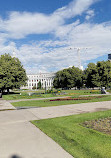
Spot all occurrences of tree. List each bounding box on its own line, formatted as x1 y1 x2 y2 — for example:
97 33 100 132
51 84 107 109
53 66 83 89
84 63 100 88
0 54 27 93
71 66 83 89
37 81 42 89
84 61 111 88
97 61 111 88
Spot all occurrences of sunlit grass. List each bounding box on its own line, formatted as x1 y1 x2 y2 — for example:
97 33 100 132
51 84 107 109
32 110 111 158
3 89 101 100
11 95 111 108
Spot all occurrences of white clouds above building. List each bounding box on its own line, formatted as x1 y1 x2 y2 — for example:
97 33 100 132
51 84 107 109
0 0 110 73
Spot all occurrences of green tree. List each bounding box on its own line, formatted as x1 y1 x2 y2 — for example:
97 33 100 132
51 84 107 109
53 66 83 89
0 54 27 93
84 63 100 88
37 81 42 89
84 61 111 88
71 66 83 89
97 61 111 88
53 69 74 89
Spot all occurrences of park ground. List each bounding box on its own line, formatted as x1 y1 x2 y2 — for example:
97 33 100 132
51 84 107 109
0 89 111 158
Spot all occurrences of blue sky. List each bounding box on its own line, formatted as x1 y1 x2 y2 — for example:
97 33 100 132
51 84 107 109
0 0 111 73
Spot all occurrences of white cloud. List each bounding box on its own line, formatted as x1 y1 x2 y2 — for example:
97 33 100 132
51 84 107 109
0 0 99 39
0 20 111 73
0 0 111 73
54 0 97 18
19 22 111 72
85 10 95 20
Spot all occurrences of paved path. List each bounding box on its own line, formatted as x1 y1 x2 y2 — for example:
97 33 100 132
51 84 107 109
0 100 111 158
0 99 16 111
1 121 73 158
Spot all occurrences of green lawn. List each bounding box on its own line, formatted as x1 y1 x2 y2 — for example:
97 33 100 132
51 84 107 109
3 92 56 100
3 89 100 100
32 110 111 158
12 95 111 108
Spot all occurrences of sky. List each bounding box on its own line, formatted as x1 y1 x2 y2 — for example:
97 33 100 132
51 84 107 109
0 0 111 73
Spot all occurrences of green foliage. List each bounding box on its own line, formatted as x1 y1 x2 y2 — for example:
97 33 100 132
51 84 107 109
37 81 41 89
84 63 100 88
84 61 111 88
97 61 111 88
0 53 27 91
46 89 53 93
53 66 83 89
54 61 111 89
90 90 100 94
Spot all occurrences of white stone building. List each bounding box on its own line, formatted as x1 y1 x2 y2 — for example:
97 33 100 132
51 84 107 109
21 73 56 90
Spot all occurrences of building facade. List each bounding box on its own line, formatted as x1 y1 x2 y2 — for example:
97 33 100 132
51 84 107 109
21 73 56 90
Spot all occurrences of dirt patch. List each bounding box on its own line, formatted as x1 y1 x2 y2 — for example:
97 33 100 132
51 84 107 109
82 117 111 135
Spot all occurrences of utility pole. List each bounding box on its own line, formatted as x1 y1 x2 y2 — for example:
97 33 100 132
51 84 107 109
68 47 89 70
12 50 16 58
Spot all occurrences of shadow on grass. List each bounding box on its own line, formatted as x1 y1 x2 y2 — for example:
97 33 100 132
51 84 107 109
3 92 20 95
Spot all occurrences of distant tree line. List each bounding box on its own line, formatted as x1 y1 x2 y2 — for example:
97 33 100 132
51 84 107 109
53 60 111 89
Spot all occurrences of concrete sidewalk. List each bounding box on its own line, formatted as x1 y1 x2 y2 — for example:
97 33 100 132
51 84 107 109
0 99 16 111
0 101 111 124
0 121 73 158
0 101 111 158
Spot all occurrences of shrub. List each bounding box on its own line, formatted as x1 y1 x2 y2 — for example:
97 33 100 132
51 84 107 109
90 90 100 94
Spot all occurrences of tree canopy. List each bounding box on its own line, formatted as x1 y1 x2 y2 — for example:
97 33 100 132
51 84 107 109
0 54 27 92
53 60 111 89
84 61 111 88
37 81 42 89
53 66 83 89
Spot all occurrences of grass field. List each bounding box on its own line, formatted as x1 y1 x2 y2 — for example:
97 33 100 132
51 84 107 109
3 89 100 100
11 95 111 108
32 110 111 158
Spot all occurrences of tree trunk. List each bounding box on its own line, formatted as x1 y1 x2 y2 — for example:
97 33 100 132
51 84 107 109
7 88 10 94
